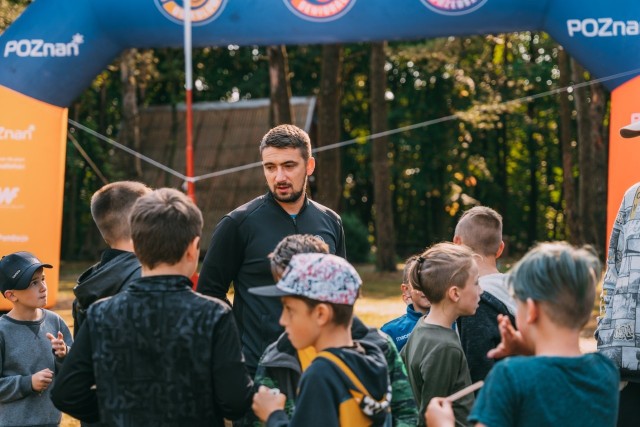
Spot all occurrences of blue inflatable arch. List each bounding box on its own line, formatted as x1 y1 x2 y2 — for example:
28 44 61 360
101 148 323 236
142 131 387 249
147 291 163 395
0 0 639 307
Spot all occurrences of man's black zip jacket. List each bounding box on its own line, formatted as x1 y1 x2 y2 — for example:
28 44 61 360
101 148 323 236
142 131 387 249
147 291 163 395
197 192 346 372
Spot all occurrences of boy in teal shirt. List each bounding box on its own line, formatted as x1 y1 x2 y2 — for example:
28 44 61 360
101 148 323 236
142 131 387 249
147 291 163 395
426 242 619 427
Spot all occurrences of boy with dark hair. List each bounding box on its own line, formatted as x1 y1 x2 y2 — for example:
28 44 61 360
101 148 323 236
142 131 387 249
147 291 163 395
426 242 620 427
453 206 516 382
251 253 392 427
52 188 253 426
0 251 72 427
72 181 151 336
401 243 480 427
253 234 417 427
381 256 430 351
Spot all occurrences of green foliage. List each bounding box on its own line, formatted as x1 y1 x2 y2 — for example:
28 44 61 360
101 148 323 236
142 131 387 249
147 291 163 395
341 213 372 263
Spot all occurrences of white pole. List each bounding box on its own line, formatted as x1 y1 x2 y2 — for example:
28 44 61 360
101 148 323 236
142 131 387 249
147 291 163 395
184 0 193 92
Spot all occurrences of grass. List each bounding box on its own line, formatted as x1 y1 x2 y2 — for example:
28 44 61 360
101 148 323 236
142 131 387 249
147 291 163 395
53 260 598 426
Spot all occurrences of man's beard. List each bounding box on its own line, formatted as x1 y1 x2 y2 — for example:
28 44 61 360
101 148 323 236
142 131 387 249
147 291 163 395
270 178 307 204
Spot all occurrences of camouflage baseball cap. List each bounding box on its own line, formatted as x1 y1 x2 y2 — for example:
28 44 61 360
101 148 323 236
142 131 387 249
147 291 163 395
249 253 362 305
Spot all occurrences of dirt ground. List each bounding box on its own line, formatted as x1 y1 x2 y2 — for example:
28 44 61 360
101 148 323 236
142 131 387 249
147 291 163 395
54 262 598 426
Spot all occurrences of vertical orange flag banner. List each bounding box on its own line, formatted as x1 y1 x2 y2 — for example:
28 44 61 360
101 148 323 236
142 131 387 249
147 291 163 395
608 75 640 248
0 85 67 311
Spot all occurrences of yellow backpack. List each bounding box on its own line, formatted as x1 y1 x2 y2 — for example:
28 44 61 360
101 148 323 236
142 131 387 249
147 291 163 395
316 351 391 427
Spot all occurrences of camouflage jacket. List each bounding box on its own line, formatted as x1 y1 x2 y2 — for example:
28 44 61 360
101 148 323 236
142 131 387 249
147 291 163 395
252 316 418 427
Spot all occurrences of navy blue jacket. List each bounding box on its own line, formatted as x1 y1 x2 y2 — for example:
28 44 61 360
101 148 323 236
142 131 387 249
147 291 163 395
381 304 424 351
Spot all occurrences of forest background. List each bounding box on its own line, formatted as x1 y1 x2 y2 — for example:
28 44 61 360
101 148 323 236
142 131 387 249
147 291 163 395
1 1 611 271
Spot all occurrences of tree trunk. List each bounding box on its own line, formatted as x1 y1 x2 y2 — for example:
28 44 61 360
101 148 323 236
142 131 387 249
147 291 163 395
370 42 396 272
571 59 596 246
589 82 609 256
120 48 142 177
268 46 293 126
558 48 579 244
525 102 538 246
315 44 343 212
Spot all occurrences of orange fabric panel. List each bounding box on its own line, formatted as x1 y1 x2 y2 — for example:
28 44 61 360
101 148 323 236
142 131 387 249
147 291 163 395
608 77 640 251
0 85 67 311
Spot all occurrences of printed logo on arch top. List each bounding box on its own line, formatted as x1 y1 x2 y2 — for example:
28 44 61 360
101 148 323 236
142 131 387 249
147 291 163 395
284 0 357 22
420 0 488 16
155 0 227 26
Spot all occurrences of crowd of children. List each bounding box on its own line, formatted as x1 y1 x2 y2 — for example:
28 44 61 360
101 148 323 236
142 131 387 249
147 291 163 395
0 127 630 426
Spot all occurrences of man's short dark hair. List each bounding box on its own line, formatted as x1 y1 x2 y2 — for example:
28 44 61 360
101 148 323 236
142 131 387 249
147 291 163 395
259 124 312 161
454 206 503 257
130 188 203 269
91 181 151 245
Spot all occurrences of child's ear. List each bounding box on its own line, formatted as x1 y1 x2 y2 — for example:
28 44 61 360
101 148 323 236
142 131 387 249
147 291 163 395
3 290 16 302
448 286 460 303
525 298 539 324
400 283 410 296
496 241 505 259
186 236 201 261
314 303 332 326
453 235 463 245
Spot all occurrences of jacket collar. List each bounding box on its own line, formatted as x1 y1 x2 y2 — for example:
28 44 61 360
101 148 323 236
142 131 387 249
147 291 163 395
406 304 425 321
128 275 193 292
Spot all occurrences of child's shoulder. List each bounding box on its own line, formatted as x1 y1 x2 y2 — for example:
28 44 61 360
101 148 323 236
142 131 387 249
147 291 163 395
492 353 619 381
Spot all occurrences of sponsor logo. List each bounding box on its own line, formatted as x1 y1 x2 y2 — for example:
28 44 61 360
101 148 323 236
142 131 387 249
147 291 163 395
4 34 83 58
567 18 640 37
0 157 25 171
284 0 356 22
155 0 227 25
420 0 488 16
0 187 19 206
0 125 35 141
0 234 29 243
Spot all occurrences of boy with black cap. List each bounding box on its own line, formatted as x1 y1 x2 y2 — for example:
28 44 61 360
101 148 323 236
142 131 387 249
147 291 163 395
251 253 392 427
0 251 72 427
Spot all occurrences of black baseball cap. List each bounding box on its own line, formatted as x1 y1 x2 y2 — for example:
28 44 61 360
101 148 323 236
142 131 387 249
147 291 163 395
0 251 52 293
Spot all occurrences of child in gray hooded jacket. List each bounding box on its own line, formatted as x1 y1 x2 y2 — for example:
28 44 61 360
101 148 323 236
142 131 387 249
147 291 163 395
0 251 72 427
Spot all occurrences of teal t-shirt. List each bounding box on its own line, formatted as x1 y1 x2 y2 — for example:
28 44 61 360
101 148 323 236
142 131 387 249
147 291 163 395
469 353 619 427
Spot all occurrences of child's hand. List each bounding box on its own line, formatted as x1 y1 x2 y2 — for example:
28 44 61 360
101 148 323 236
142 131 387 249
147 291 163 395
46 331 68 358
252 385 286 422
487 314 532 359
425 397 455 427
31 368 54 393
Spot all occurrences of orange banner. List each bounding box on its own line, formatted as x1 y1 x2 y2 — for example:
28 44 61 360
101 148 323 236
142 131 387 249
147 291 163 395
607 76 640 249
0 85 67 311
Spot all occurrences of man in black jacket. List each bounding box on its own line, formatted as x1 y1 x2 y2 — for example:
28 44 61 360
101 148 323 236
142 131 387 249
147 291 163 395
52 189 253 426
197 124 346 374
